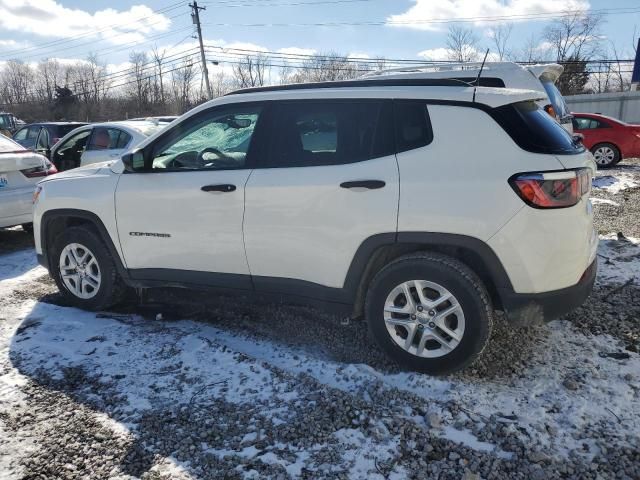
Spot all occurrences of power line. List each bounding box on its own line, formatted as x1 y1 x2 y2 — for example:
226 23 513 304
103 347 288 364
2 14 190 63
200 7 640 28
200 0 373 7
0 2 188 59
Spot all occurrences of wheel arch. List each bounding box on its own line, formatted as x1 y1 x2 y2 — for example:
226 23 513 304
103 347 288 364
40 209 129 281
346 232 513 318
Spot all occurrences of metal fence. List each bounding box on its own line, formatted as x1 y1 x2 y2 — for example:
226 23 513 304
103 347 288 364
564 91 640 123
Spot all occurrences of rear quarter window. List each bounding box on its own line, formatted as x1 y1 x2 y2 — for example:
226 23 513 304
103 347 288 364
492 101 584 155
394 100 433 153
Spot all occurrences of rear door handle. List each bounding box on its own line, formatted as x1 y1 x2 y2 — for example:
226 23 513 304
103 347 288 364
201 184 236 193
340 180 386 190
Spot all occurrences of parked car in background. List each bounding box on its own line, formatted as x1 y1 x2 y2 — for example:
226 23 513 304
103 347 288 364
12 122 88 158
363 62 574 132
51 120 168 171
0 112 23 137
130 116 178 123
0 134 56 232
572 113 640 167
573 113 640 168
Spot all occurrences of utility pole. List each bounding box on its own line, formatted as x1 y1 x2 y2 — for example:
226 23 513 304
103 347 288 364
190 1 212 99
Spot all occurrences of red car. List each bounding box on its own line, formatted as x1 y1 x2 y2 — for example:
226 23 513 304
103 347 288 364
572 113 640 167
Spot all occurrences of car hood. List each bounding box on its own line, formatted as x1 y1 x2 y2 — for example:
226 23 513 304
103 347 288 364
38 160 115 184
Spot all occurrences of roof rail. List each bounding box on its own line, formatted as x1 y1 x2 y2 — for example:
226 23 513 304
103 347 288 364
225 78 473 96
360 61 520 78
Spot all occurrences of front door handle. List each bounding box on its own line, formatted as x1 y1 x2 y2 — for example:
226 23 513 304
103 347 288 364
340 180 386 190
201 184 236 193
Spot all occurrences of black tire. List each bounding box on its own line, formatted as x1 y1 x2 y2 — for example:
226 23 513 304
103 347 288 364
591 143 620 168
21 223 33 234
50 225 126 311
365 252 493 375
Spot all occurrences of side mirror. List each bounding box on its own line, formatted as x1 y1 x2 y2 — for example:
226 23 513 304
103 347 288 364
122 148 146 172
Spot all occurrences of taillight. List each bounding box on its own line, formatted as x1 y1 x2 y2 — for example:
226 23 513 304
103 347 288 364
544 104 556 119
21 160 58 178
509 168 590 209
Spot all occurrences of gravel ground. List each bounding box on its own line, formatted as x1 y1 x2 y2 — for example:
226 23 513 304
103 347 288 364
0 161 639 479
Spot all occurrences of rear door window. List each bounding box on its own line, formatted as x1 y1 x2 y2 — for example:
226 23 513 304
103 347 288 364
264 101 394 168
87 128 130 150
493 101 584 155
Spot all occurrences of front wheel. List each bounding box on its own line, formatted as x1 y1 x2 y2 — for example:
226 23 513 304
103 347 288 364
365 253 493 375
591 143 620 168
50 226 126 310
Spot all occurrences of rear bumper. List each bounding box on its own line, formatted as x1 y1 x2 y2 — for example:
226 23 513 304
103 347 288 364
499 259 597 327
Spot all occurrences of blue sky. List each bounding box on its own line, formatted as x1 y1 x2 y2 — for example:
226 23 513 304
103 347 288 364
0 0 638 67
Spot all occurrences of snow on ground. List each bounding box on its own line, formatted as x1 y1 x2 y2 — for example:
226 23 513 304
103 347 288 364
592 168 640 194
0 234 639 478
590 197 619 207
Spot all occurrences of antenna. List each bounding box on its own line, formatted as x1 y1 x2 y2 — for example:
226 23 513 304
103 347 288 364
472 49 490 103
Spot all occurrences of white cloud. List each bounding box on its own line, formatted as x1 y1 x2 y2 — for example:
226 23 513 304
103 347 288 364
277 47 316 56
417 47 501 62
0 0 171 45
387 0 591 31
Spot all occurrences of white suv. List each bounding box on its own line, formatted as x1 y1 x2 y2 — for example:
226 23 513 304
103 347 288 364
33 79 598 374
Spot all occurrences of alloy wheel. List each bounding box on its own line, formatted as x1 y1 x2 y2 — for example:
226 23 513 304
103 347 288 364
59 243 101 299
383 280 465 358
593 146 616 166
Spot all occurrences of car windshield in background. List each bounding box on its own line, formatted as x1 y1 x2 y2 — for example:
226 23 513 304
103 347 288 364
541 80 570 119
495 101 585 155
0 115 11 129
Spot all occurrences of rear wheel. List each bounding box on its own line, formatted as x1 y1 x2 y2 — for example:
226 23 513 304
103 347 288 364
591 143 620 168
365 253 493 375
51 226 126 310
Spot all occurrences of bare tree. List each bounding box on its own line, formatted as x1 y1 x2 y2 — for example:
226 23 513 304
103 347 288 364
36 59 62 103
171 60 196 113
232 54 268 88
210 69 232 97
1 60 34 104
292 52 359 83
488 23 513 61
543 11 604 62
610 41 631 92
519 34 547 63
445 25 480 62
151 46 167 104
128 51 151 114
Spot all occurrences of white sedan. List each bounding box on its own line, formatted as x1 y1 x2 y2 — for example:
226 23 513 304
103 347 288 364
50 120 169 171
0 134 56 231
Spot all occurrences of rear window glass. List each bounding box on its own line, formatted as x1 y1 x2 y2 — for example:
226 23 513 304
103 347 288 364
541 80 569 119
394 101 433 153
493 101 584 155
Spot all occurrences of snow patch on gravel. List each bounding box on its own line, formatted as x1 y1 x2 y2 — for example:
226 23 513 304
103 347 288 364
590 197 620 206
597 234 640 284
592 172 639 193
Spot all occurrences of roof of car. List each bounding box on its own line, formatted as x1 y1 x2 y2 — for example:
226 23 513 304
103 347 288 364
21 122 87 127
220 80 545 109
79 120 168 136
574 112 627 124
